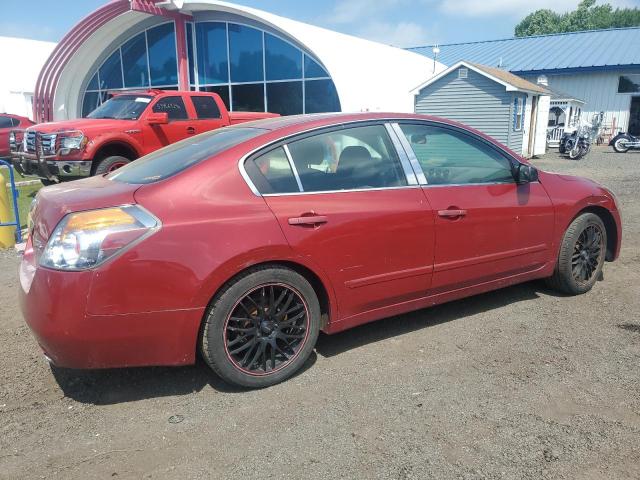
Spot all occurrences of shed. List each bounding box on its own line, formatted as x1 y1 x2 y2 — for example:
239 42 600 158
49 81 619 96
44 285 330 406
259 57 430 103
411 61 551 157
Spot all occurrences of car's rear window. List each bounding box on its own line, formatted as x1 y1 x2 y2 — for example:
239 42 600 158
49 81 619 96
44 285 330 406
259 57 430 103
109 127 265 184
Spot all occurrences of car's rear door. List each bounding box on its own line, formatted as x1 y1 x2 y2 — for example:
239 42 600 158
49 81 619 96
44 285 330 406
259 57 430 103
186 94 227 135
392 122 554 293
243 123 436 320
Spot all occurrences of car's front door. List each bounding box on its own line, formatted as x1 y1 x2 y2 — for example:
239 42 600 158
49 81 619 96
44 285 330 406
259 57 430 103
394 122 555 293
244 123 436 320
144 95 194 149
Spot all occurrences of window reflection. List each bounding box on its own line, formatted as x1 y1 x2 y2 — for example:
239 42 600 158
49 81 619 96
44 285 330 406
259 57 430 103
229 24 264 83
265 33 302 81
267 82 302 116
121 32 148 88
147 22 178 86
196 22 228 84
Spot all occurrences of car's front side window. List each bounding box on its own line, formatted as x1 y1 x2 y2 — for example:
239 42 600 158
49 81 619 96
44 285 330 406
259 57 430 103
152 96 189 121
286 124 408 192
398 124 515 185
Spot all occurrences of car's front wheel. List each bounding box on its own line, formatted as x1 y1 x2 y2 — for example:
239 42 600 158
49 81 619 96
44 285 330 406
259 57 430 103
546 213 607 295
201 266 320 388
94 155 131 176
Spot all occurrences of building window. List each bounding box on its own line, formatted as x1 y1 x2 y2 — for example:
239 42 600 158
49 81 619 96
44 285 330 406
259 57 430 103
513 97 524 131
305 79 340 113
229 24 264 83
121 32 149 88
618 74 640 94
82 20 341 118
195 22 228 85
191 21 340 116
458 68 468 79
147 22 178 86
267 81 303 116
81 22 179 117
265 33 302 81
232 83 264 112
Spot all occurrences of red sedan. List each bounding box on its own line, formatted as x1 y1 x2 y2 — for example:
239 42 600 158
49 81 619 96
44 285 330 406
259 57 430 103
0 113 34 158
19 113 622 388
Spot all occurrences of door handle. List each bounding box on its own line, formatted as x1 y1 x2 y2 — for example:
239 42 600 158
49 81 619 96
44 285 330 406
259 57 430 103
288 215 328 226
438 209 467 219
186 126 196 134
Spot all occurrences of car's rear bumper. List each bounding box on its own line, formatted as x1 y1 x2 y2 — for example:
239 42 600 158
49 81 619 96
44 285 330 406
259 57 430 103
19 256 204 369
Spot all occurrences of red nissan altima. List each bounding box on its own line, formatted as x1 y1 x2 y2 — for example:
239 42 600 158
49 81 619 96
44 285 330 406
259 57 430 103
19 113 621 388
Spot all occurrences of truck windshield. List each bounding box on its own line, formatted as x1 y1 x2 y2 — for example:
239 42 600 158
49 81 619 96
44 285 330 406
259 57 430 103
109 127 266 184
86 95 152 120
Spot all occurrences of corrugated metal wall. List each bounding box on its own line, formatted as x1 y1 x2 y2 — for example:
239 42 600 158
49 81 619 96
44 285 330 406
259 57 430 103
415 68 525 153
523 70 638 133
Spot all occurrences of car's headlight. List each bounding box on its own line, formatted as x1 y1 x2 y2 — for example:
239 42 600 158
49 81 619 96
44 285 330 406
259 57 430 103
59 131 87 152
40 205 160 271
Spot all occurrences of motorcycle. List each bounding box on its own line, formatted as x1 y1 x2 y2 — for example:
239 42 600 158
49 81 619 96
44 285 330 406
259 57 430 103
610 132 640 153
558 112 604 160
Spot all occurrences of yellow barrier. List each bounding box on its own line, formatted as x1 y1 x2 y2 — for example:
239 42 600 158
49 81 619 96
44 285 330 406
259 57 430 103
0 170 16 249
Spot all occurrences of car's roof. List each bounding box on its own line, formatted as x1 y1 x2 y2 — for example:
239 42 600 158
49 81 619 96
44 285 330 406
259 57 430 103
233 112 440 132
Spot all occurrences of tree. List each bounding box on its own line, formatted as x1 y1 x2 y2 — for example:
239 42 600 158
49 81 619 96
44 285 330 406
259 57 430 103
515 0 640 37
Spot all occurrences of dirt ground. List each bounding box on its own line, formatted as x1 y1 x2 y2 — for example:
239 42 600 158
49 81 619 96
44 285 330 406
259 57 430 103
1 147 638 480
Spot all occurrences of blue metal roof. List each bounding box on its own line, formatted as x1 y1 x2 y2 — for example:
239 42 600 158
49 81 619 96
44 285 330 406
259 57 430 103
407 27 640 74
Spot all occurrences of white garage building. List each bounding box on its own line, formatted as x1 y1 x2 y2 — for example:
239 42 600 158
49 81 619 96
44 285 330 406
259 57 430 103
0 36 56 119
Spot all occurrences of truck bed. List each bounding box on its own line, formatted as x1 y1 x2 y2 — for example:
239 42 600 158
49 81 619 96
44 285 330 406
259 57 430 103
228 111 280 125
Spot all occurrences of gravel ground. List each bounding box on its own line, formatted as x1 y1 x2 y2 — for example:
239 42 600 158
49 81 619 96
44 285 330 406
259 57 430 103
1 147 638 480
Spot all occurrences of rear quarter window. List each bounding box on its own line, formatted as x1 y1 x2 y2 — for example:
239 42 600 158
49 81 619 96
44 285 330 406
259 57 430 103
109 127 265 184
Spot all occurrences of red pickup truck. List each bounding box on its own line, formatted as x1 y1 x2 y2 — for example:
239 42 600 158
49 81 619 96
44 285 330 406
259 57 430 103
10 90 277 184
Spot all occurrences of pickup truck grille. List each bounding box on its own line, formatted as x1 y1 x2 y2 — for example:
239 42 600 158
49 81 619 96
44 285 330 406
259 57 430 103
25 131 57 155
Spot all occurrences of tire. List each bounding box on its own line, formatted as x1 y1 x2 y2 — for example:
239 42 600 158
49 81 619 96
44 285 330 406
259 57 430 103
613 138 630 153
201 266 321 388
93 155 130 176
546 213 607 295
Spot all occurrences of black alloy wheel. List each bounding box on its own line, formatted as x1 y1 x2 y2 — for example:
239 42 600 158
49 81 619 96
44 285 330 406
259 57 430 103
571 224 604 285
224 284 309 375
546 212 607 295
200 266 321 388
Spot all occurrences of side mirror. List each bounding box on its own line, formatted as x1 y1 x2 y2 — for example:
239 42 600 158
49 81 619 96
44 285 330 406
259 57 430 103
146 112 169 125
515 163 539 184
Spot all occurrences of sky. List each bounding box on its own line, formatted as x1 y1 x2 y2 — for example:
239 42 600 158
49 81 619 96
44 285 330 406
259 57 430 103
0 0 639 48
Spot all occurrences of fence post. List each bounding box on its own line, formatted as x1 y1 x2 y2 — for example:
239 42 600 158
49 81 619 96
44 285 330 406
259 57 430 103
0 160 22 248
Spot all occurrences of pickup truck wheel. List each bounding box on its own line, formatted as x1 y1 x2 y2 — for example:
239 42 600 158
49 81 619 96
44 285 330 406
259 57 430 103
94 156 130 176
546 213 606 295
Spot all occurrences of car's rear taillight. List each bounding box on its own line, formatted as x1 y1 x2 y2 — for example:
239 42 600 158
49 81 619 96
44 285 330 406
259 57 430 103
39 205 160 271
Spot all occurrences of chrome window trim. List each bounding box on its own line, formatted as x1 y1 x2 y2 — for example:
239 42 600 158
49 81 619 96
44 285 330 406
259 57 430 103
283 144 304 192
238 118 423 197
262 185 422 197
384 123 418 186
389 123 428 185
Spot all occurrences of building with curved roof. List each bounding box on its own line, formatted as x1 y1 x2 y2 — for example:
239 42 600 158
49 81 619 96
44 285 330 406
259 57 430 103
34 0 444 123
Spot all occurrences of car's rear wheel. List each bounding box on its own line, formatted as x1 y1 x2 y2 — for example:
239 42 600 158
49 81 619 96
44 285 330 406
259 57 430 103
201 266 320 388
94 156 130 176
546 213 606 295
